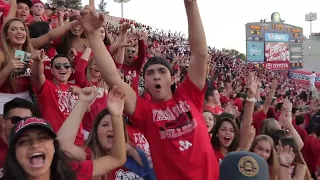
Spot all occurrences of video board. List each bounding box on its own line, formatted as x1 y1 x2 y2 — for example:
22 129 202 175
245 22 303 70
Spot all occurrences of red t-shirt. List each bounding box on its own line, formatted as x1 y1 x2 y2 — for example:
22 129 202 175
127 125 150 153
74 57 108 131
214 148 224 166
0 138 8 180
0 71 31 93
312 139 320 167
302 136 317 173
115 40 146 94
128 76 219 180
252 110 267 135
71 160 93 180
204 105 223 115
294 125 307 141
35 80 84 146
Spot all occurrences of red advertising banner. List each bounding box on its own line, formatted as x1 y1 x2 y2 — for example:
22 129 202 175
290 70 320 88
265 42 290 61
264 61 290 71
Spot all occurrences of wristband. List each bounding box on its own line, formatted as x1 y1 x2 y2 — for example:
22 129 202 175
246 97 257 103
280 164 290 168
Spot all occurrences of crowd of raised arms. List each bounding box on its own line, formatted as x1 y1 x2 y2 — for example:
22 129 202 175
0 0 319 180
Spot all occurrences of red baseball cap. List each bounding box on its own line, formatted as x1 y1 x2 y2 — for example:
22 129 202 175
32 0 44 6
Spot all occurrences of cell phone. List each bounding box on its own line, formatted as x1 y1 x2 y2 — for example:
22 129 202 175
14 50 26 62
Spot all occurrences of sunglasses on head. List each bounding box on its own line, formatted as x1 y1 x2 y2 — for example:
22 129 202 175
54 63 71 70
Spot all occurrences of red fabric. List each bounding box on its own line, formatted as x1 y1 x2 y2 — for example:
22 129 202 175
252 110 267 135
0 73 30 93
294 125 307 141
71 160 93 180
302 136 317 173
127 125 149 153
128 75 219 180
214 148 224 166
312 139 320 167
0 138 8 180
74 57 107 131
35 80 84 146
115 40 146 94
0 1 10 29
233 98 243 112
204 105 223 115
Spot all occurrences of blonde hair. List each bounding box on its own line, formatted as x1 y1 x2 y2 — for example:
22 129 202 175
250 135 279 180
0 18 33 92
85 57 107 90
261 118 278 137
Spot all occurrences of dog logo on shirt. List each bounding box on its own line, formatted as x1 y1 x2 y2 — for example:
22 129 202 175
115 169 143 180
0 168 3 178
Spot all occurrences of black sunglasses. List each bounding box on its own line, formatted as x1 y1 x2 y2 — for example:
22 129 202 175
8 116 31 124
54 63 71 70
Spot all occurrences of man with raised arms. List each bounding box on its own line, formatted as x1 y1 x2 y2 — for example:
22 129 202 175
76 0 219 179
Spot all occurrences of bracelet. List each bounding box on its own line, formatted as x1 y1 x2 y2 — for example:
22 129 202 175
280 164 290 168
246 97 257 103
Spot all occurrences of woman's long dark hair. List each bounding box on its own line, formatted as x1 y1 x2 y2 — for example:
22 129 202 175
86 108 127 160
211 118 239 152
3 139 78 180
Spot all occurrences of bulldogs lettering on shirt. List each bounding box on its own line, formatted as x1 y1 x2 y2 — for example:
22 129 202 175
152 101 197 140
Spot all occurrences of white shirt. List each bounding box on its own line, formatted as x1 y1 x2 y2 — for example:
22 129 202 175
309 73 316 84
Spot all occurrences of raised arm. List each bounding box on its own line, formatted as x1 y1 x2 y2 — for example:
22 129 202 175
185 0 208 90
262 79 277 114
239 74 257 150
56 87 92 161
30 50 46 92
92 86 126 177
31 21 77 49
76 6 137 115
3 0 17 25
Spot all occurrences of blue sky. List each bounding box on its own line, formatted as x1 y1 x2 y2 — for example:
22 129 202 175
47 0 320 54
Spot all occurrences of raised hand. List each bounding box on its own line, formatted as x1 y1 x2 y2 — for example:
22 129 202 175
270 79 278 90
68 48 77 60
248 74 258 96
282 97 293 112
31 49 46 63
120 37 136 47
120 23 131 35
108 85 126 116
278 145 295 166
76 5 104 34
71 86 97 105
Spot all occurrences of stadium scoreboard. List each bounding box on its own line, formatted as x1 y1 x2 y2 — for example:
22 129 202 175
245 21 304 70
246 23 303 43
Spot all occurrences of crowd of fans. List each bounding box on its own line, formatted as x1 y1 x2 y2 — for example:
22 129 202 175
0 0 319 180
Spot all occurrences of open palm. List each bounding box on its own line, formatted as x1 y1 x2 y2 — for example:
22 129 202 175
108 86 126 116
